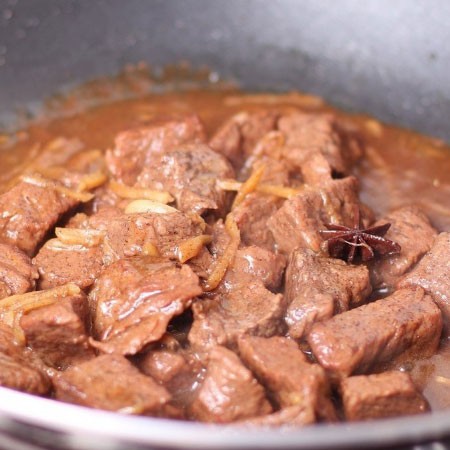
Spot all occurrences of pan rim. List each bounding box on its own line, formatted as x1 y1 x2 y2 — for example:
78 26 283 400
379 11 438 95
0 386 448 449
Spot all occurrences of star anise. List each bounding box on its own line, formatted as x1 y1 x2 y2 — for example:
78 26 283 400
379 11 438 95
319 207 401 263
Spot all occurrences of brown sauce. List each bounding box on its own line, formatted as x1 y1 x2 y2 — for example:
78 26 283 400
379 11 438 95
0 85 449 411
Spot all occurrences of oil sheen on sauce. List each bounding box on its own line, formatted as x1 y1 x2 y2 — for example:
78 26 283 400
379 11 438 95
0 87 449 410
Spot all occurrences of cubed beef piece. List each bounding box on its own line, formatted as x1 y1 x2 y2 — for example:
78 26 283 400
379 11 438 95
188 221 285 292
137 348 204 409
285 248 371 338
0 324 50 394
88 207 204 260
268 176 363 254
90 257 202 355
0 179 78 255
308 287 442 379
233 193 280 251
341 371 429 421
0 243 37 298
227 246 286 292
34 239 104 290
106 115 206 185
251 156 292 186
0 353 51 395
370 206 438 289
136 143 234 215
20 292 94 369
238 336 336 422
54 354 170 413
35 207 205 290
190 346 272 422
277 112 361 182
139 349 187 385
399 232 450 331
209 111 279 169
189 280 286 350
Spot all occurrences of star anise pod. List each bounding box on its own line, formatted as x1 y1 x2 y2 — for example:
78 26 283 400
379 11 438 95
319 207 401 263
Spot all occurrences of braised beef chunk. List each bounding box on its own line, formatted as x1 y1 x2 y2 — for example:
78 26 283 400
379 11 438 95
0 324 50 394
232 194 279 249
54 354 170 412
341 371 429 421
277 112 362 182
268 176 363 254
136 143 234 215
90 257 202 355
20 293 94 369
88 207 204 260
0 243 37 298
106 115 206 185
34 239 104 290
232 194 280 251
189 280 285 349
190 346 272 422
138 346 203 410
285 248 371 338
370 206 437 289
209 111 279 169
399 232 450 330
209 110 362 180
308 288 442 379
35 207 204 290
0 179 78 255
238 336 336 422
228 246 286 292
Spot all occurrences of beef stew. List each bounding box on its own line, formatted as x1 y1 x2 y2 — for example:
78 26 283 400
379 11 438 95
0 87 448 425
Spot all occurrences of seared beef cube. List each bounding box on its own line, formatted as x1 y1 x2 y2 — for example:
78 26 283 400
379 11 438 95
35 207 204 290
0 179 78 255
0 324 50 394
370 206 437 289
138 348 203 409
136 143 234 215
209 111 279 168
0 354 51 394
233 193 280 251
34 239 104 290
285 248 371 338
308 288 442 379
88 207 204 260
139 350 187 385
190 346 272 422
268 177 363 254
278 112 361 181
238 336 336 422
0 243 37 298
20 292 94 369
227 246 286 292
240 405 315 427
189 280 285 349
287 288 335 341
341 371 429 421
106 115 206 185
54 354 170 413
90 257 202 355
399 232 450 330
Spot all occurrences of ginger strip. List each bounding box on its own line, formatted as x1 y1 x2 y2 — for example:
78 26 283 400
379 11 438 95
110 180 174 204
203 214 240 292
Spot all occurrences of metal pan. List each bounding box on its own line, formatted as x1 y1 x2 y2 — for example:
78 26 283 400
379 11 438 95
0 1 449 449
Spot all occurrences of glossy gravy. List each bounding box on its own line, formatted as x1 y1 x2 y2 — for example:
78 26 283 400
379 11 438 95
0 87 449 410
